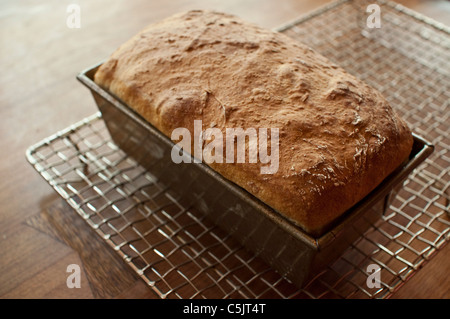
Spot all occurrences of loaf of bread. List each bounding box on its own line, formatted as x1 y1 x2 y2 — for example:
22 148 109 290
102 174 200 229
94 10 413 236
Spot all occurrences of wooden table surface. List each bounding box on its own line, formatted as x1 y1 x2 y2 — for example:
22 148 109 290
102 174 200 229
1 0 449 299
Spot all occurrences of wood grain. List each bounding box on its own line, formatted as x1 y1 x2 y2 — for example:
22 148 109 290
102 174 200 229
0 0 449 299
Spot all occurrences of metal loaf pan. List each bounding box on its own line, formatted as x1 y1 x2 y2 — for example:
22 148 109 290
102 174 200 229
77 63 434 288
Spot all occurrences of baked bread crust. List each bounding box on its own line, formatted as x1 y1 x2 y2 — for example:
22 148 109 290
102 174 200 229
94 10 413 236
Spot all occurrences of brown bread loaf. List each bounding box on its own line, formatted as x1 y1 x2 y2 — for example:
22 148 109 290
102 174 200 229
94 10 413 236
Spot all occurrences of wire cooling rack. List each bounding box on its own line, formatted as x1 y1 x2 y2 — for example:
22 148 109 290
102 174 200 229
27 0 449 299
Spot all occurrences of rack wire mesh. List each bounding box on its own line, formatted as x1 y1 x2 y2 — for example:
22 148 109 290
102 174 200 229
27 0 449 299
